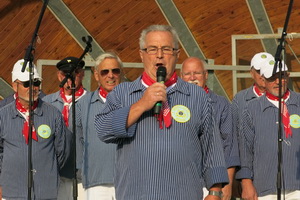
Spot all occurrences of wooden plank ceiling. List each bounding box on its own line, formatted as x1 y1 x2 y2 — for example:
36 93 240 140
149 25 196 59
0 0 300 99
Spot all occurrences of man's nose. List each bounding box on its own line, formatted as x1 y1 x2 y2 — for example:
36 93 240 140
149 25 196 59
156 48 164 58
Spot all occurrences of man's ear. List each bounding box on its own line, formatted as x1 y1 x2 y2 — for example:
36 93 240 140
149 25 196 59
94 70 100 82
12 82 18 92
176 49 180 59
139 50 144 62
250 69 255 79
57 71 64 82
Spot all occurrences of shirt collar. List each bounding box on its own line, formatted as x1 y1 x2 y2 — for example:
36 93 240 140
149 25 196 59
12 99 43 119
130 76 191 96
245 86 261 101
260 90 299 111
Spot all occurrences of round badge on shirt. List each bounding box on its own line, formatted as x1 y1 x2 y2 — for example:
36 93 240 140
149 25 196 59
38 124 52 139
171 105 191 123
290 114 300 128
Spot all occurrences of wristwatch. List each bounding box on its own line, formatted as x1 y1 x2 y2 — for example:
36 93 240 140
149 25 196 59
208 190 223 198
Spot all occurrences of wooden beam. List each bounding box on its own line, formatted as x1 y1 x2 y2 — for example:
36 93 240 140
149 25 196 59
246 0 278 55
156 0 228 99
46 0 104 60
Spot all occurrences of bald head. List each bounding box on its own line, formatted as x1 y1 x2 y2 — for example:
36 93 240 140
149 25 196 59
181 57 208 88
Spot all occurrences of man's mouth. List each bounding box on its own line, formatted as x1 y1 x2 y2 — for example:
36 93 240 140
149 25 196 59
107 80 116 85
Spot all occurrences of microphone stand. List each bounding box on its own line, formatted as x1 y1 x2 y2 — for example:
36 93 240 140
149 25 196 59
20 0 49 199
59 36 92 200
272 1 293 199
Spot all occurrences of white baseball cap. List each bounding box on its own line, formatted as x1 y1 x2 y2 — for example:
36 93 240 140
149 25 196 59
260 60 288 79
250 52 274 70
12 59 41 82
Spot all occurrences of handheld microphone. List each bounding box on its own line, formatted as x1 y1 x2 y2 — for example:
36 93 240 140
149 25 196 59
153 65 166 114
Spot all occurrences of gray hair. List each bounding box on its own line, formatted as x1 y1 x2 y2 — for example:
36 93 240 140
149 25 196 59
139 25 180 49
94 52 126 82
181 57 208 72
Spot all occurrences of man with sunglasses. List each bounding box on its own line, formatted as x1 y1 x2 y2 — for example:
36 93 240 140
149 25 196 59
0 59 72 199
76 52 123 200
94 25 228 200
0 60 46 109
43 57 88 200
236 57 300 199
231 52 274 198
181 57 240 200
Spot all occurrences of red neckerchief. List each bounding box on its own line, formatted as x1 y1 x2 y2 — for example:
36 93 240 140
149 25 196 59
60 85 84 127
99 86 108 99
203 85 209 94
15 94 39 144
253 84 264 97
266 90 292 138
142 71 177 129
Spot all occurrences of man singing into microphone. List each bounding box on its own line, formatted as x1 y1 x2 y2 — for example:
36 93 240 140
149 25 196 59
95 25 228 200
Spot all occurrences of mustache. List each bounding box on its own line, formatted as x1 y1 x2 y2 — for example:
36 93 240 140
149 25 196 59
188 80 200 85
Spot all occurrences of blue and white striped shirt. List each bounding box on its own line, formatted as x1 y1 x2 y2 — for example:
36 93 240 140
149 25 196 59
76 90 116 189
95 77 228 200
232 86 258 140
236 91 300 196
43 90 88 178
208 90 240 168
0 100 72 199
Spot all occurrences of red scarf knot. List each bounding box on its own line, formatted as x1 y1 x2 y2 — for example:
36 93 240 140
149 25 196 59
60 85 84 127
266 90 292 138
142 71 177 129
15 94 39 144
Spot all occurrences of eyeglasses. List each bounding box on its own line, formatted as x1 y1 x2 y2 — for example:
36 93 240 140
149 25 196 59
16 79 41 88
141 46 178 55
182 71 206 76
100 68 121 76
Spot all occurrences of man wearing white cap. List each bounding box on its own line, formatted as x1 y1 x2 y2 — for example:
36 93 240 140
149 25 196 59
0 59 72 199
231 52 273 197
0 61 45 108
236 58 300 199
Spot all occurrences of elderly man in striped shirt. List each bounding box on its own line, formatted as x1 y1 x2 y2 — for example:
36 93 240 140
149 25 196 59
181 57 240 200
95 24 228 200
76 52 124 200
43 57 88 200
0 59 72 199
236 56 300 199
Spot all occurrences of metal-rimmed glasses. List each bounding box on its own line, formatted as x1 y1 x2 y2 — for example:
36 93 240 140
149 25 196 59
141 46 178 55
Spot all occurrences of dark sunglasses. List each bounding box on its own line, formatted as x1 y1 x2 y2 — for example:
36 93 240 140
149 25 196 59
16 79 41 88
100 68 121 76
265 73 289 82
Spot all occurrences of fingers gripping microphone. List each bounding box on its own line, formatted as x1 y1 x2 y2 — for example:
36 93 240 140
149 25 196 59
153 65 166 114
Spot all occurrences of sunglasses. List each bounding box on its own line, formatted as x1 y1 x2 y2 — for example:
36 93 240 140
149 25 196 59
100 68 121 76
265 73 289 82
16 79 41 88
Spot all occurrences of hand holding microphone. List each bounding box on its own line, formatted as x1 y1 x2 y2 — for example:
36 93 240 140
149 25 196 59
153 65 166 114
